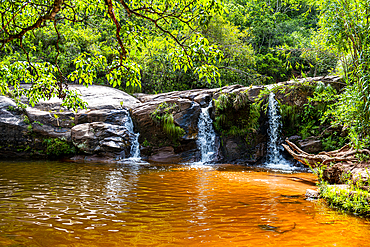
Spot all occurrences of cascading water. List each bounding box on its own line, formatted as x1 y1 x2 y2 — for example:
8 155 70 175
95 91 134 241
197 101 217 163
265 92 293 170
124 113 141 160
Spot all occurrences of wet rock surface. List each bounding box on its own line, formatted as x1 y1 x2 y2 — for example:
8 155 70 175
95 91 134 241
0 85 140 159
0 76 342 162
71 122 133 157
305 189 319 200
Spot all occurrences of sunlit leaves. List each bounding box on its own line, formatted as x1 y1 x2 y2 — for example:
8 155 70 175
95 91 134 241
107 60 142 89
0 60 87 110
68 52 107 87
1 0 225 110
312 0 370 148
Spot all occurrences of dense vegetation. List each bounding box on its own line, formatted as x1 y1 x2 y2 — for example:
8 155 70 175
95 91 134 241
1 0 370 148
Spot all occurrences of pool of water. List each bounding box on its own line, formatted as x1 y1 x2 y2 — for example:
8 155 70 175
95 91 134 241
0 160 369 246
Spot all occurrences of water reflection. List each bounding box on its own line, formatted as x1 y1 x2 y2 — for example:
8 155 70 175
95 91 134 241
0 160 369 246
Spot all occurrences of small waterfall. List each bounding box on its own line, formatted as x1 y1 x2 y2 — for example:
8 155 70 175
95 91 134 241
265 92 292 170
197 101 217 163
124 113 141 160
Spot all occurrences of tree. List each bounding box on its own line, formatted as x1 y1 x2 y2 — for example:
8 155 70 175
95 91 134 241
313 0 370 148
0 0 223 110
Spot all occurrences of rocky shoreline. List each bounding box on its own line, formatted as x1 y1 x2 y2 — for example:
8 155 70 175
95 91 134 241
3 75 370 215
0 76 343 164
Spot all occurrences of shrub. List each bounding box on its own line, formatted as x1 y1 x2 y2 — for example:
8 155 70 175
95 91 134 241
43 137 76 157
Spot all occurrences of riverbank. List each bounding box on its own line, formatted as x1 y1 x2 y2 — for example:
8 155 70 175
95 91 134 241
315 162 370 217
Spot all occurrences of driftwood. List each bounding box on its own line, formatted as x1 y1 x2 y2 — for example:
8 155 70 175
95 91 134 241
282 139 370 167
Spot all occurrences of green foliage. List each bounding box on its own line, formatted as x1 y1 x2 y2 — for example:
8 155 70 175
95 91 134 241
0 0 224 109
150 102 185 142
214 90 260 140
260 81 347 151
256 52 289 83
320 183 370 216
27 124 33 133
43 137 76 157
321 134 347 151
311 164 370 216
142 139 150 147
279 104 301 136
313 0 370 149
7 105 15 112
23 115 30 125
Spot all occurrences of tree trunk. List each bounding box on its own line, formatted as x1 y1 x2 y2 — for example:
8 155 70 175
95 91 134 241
282 139 370 167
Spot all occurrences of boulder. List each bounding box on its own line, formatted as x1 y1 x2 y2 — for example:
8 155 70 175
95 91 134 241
1 86 140 159
131 98 201 144
0 97 34 157
75 109 130 125
297 137 322 153
71 122 133 157
21 84 141 111
305 189 319 200
134 88 217 105
147 146 182 163
26 108 75 128
31 123 71 140
288 135 302 142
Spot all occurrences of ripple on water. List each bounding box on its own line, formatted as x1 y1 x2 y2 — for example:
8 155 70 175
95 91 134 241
0 160 369 247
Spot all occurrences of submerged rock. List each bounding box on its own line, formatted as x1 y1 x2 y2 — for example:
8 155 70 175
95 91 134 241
305 189 319 200
146 146 182 163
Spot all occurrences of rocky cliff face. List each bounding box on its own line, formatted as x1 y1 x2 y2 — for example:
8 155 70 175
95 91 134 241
0 76 342 163
0 85 141 161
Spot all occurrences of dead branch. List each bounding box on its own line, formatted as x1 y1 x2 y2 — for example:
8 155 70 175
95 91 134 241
283 138 370 167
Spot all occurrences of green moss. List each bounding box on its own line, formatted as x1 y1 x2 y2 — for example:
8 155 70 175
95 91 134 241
23 115 30 124
150 102 185 142
257 81 345 150
142 138 150 147
214 90 260 142
43 137 76 157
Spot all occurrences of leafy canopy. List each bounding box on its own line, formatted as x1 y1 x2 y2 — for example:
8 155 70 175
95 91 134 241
0 0 223 110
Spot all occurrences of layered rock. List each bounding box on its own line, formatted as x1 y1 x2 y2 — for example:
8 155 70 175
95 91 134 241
0 85 140 160
0 76 342 163
71 121 133 157
130 97 202 162
0 96 34 158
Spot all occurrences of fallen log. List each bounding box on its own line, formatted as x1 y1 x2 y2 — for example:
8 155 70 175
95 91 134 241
282 139 370 167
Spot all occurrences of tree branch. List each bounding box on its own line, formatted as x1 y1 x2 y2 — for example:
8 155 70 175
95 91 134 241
0 0 64 46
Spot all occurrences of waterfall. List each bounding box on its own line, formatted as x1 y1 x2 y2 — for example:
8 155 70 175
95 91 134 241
197 101 217 163
265 92 292 170
124 113 141 160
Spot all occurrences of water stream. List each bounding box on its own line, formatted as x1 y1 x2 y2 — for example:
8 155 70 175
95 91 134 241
197 101 217 163
266 92 293 170
123 113 141 161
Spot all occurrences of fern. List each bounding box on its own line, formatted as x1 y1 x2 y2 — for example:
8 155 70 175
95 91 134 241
151 102 185 142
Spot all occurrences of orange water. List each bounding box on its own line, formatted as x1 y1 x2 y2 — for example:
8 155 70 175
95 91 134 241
0 161 369 247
